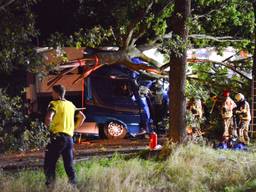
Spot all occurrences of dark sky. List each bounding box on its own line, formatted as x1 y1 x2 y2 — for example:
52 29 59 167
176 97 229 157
32 0 80 44
33 0 119 45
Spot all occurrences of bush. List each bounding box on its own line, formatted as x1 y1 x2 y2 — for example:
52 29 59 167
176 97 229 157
22 119 49 151
0 89 49 153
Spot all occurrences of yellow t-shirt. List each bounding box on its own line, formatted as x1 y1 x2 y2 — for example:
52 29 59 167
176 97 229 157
48 100 76 137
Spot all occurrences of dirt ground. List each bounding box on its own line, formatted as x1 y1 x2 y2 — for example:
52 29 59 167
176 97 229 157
0 137 166 171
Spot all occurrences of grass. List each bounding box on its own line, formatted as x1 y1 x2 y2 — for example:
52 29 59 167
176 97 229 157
1 144 256 192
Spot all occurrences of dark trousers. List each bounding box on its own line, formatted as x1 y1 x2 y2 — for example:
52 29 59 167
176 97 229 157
153 104 163 127
44 134 76 186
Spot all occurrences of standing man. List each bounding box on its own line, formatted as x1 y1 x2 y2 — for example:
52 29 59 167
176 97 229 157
44 84 85 187
221 90 237 138
138 85 152 133
187 97 203 129
151 80 168 129
234 93 251 145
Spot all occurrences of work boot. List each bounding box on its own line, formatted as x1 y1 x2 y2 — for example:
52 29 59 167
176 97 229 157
45 181 55 191
69 179 78 190
45 175 56 191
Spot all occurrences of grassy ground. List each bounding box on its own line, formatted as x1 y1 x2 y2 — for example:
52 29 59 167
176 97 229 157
1 144 256 192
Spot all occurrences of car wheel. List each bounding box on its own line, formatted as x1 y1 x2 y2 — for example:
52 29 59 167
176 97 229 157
104 121 127 139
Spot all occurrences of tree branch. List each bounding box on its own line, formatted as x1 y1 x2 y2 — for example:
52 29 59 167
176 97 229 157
130 28 146 47
188 59 252 80
0 0 16 11
124 1 154 48
187 76 244 86
109 27 117 42
188 34 246 42
191 3 227 19
127 0 175 47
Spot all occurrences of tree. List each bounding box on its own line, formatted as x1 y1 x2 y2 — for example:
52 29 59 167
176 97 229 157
0 0 41 95
0 0 16 10
42 0 175 83
252 0 256 76
35 0 256 142
168 0 191 142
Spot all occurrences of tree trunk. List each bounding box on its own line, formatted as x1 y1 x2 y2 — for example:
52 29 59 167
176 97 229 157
252 0 256 135
253 1 256 76
168 0 191 142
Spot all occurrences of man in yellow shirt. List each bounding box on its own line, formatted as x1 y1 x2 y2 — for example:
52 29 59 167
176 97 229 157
44 84 85 188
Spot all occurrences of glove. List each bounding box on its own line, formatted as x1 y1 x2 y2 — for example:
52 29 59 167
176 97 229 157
235 110 242 114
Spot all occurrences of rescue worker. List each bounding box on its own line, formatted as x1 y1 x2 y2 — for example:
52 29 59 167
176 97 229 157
44 84 85 188
221 90 237 138
234 93 251 145
187 98 203 119
138 85 152 133
151 80 168 128
186 97 204 136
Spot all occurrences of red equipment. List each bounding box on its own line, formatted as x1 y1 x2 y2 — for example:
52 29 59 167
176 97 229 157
149 132 158 150
223 90 230 97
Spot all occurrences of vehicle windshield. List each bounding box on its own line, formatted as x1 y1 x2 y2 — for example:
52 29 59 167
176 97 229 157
91 76 138 108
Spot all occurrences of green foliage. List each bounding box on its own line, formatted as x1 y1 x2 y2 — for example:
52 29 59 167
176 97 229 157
188 62 251 98
0 0 42 74
188 1 254 96
22 119 49 151
0 0 45 96
48 27 116 48
0 89 48 152
186 80 209 100
191 0 254 50
0 89 28 152
44 0 175 48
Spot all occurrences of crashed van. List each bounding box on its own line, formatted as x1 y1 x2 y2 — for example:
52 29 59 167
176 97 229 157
26 47 162 139
77 64 153 139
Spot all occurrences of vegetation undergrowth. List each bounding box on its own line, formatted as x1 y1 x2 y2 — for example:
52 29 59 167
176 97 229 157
1 144 256 192
0 89 49 153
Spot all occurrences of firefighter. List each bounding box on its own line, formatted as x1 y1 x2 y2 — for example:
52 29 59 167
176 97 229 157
44 84 85 188
186 97 204 136
221 90 237 138
234 93 251 145
187 98 203 119
138 85 152 133
151 80 168 128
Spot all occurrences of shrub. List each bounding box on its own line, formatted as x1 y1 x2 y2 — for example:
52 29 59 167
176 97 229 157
0 89 48 152
22 119 49 151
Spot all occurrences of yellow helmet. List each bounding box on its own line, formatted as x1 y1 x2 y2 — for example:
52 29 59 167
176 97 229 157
235 93 244 102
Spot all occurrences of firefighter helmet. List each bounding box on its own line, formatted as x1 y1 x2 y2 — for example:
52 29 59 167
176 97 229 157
235 93 244 102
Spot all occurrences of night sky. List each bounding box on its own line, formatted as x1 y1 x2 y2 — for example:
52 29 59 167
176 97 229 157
33 0 121 45
32 0 80 44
